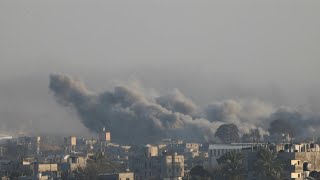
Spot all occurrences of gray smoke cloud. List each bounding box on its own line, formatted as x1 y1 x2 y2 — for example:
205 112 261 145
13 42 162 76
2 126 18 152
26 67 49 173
49 73 220 143
267 107 320 137
205 100 320 138
205 99 274 134
49 74 320 143
156 88 198 117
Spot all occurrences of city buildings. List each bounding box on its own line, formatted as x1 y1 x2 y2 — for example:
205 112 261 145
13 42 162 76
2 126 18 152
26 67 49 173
98 172 134 180
131 144 184 180
208 144 251 167
2 129 320 180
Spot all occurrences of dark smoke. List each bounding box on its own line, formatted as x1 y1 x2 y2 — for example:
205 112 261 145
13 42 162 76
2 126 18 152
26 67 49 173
268 107 320 137
49 74 320 143
156 88 198 117
49 74 219 143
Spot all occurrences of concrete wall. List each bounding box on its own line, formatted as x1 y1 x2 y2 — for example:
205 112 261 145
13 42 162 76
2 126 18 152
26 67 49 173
37 164 58 172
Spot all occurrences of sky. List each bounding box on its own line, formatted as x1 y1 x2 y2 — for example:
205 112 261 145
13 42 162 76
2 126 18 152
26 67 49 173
0 0 320 136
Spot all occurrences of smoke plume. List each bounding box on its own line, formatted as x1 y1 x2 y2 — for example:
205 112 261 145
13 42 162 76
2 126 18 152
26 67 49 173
49 74 220 143
49 74 320 143
156 88 198 117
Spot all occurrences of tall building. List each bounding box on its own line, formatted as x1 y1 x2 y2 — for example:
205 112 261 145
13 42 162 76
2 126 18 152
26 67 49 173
17 136 41 156
99 127 111 143
64 136 77 152
160 152 184 180
99 132 111 143
131 145 184 180
99 128 111 153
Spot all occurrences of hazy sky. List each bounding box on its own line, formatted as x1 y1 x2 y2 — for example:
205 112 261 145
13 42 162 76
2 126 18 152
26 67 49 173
0 0 320 135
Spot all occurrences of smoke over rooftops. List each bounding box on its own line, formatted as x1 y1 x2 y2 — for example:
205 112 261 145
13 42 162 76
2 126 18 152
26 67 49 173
49 73 320 143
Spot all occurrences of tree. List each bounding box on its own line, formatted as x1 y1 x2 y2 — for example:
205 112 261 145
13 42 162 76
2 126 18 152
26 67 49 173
71 152 126 180
217 151 245 180
187 165 211 180
254 147 283 180
242 129 261 143
215 124 240 144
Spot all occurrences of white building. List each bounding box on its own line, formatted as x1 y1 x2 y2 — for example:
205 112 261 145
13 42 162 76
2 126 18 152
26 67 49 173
208 144 251 167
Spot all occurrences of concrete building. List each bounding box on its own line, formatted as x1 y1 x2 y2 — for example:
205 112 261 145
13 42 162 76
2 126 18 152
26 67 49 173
160 152 184 180
208 144 251 167
98 172 134 180
100 127 111 143
144 144 158 157
184 143 200 158
64 136 77 152
99 128 111 153
131 145 184 180
17 136 41 155
100 132 111 142
277 143 320 180
33 163 59 180
185 143 200 151
63 154 87 171
240 143 320 180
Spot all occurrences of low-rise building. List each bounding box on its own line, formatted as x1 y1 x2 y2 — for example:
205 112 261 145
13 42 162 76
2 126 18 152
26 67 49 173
208 144 251 167
278 143 320 180
62 154 87 171
131 145 184 180
98 172 134 180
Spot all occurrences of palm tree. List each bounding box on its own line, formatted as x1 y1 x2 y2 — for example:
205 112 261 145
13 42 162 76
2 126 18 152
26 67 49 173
217 151 245 180
254 147 283 180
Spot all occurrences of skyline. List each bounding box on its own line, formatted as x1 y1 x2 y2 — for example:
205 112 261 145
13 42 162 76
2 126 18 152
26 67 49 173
0 0 320 136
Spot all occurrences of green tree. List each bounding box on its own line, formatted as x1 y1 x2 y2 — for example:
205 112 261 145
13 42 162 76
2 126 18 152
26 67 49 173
254 147 283 180
217 151 245 180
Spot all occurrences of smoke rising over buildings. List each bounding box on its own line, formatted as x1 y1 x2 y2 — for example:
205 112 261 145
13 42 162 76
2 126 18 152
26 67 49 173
0 1 320 140
49 74 320 143
49 74 219 143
